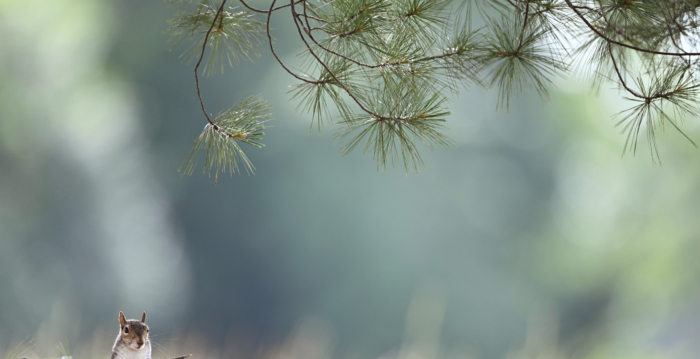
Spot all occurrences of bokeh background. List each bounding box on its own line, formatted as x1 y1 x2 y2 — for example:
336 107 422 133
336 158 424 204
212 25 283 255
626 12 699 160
2 1 700 359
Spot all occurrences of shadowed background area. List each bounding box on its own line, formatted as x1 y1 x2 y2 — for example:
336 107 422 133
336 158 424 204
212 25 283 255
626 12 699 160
2 1 700 359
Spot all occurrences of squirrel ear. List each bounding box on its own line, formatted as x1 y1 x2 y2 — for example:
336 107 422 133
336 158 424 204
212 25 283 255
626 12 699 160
119 312 127 328
141 312 146 323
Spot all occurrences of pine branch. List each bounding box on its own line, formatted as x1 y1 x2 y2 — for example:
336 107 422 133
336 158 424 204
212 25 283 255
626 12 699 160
179 95 272 183
564 0 700 56
166 0 700 178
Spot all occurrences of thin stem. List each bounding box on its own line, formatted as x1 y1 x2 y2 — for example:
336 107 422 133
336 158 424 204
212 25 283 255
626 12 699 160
238 0 302 13
572 5 604 16
266 0 320 84
193 0 253 138
296 6 466 70
564 0 700 57
296 9 377 68
608 42 687 101
299 12 329 23
514 0 531 55
302 0 314 37
505 0 520 10
195 0 228 127
651 0 691 67
290 0 399 121
608 42 644 98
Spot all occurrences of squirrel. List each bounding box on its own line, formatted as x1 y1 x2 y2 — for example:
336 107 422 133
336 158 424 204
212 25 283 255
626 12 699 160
111 312 151 359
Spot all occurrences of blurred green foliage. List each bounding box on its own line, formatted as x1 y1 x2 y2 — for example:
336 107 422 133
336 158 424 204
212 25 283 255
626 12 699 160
1 1 700 359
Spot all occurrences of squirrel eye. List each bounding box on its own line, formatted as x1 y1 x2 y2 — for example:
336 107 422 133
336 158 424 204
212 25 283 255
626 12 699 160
124 327 130 334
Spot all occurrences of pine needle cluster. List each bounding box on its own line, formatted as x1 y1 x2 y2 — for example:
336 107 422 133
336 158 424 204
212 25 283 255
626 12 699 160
167 0 700 179
178 95 272 183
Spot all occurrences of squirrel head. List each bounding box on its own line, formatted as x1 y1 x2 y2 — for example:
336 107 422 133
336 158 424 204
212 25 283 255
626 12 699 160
118 312 150 350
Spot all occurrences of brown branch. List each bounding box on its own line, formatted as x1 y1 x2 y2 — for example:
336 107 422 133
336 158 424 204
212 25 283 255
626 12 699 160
657 0 686 52
652 0 691 67
607 42 644 98
320 4 377 24
303 23 466 67
302 0 314 37
564 0 700 56
307 26 331 33
192 1 259 138
192 0 249 139
238 0 302 13
290 0 399 121
608 42 686 102
514 0 531 55
299 13 329 23
295 5 466 70
506 0 520 10
194 0 227 127
572 4 604 16
266 0 320 84
295 8 377 68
